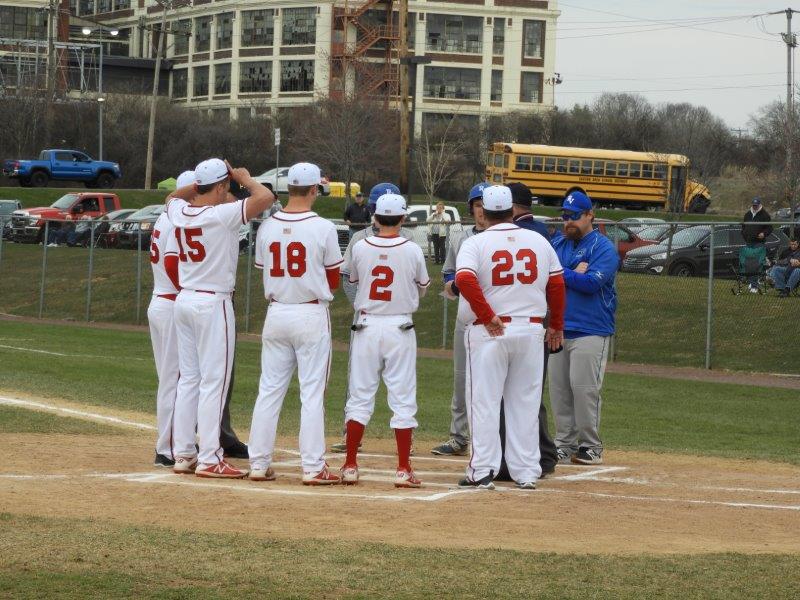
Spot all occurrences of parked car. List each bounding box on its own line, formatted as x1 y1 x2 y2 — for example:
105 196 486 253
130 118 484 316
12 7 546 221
253 167 330 196
116 205 165 249
774 206 800 239
548 218 656 262
622 225 789 277
1 199 22 239
636 223 690 243
92 208 137 247
619 217 666 233
2 149 122 188
9 192 121 243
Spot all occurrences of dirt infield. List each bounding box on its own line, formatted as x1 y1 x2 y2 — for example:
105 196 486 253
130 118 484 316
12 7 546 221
1 393 798 556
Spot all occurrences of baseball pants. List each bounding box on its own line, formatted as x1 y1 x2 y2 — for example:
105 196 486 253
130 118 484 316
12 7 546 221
548 335 610 453
172 290 236 466
465 321 545 483
346 313 418 429
449 319 470 446
147 295 179 459
248 303 331 474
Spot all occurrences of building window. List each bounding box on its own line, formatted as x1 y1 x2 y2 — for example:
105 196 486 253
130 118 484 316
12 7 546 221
491 70 502 102
97 0 111 14
193 65 209 98
493 18 504 55
237 107 252 120
521 72 541 103
216 12 233 50
172 19 191 55
114 0 130 10
195 16 212 52
523 20 544 59
214 63 231 94
172 69 187 98
242 9 274 47
79 0 94 16
408 12 416 47
0 6 47 39
426 14 482 54
280 60 314 92
69 0 77 15
107 28 130 57
282 7 316 46
240 61 272 93
423 66 480 100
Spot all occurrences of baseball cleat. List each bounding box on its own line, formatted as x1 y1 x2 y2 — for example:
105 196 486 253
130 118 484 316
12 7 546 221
556 448 573 465
173 455 198 474
515 481 537 490
431 438 468 456
571 447 603 465
223 440 249 460
195 460 248 479
340 465 359 485
394 469 422 488
249 467 276 481
302 465 341 486
457 475 495 490
154 453 175 468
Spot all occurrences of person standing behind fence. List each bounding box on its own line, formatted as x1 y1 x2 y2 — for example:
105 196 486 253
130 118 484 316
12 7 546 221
428 202 451 264
549 191 617 466
343 191 371 241
741 197 773 293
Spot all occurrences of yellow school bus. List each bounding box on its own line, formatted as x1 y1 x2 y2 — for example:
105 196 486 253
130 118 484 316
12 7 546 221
485 143 711 212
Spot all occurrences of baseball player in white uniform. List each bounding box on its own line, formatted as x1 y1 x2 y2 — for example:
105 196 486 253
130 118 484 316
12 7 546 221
339 193 430 488
148 170 193 467
454 186 565 490
248 163 344 485
169 159 274 478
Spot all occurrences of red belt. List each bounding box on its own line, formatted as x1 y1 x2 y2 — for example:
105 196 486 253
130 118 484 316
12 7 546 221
473 316 544 326
274 299 319 305
157 293 178 301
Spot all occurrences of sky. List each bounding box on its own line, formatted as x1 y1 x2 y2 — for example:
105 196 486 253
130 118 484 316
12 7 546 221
554 1 792 129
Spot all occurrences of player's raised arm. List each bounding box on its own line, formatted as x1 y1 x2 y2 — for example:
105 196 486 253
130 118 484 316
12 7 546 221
226 161 275 220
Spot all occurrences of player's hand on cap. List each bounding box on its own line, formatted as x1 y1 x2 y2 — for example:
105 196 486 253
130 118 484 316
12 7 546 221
484 315 505 337
545 327 564 352
225 160 251 183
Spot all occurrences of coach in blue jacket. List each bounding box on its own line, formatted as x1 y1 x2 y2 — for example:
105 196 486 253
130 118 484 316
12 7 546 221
549 191 617 466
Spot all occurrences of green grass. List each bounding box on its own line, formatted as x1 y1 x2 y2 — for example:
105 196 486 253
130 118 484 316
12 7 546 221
0 405 122 435
1 321 798 464
1 513 798 599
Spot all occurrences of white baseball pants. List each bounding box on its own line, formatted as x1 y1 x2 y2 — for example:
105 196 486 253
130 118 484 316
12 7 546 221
248 303 331 474
172 290 236 466
465 320 545 483
147 295 179 458
345 313 418 430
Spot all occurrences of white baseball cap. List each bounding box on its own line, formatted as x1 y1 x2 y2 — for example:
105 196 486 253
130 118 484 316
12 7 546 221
176 170 195 188
287 162 321 187
375 193 407 216
482 185 513 211
194 158 229 186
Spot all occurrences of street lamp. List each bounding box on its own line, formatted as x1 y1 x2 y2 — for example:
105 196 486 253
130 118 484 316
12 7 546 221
97 96 106 161
81 26 109 160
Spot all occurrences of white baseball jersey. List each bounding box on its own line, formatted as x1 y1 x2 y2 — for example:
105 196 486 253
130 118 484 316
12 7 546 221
166 197 248 293
150 212 179 295
455 224 562 323
349 236 430 315
254 211 343 303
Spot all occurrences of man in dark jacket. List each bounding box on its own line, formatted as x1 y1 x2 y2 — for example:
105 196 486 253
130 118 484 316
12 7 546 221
740 197 773 292
343 192 370 240
768 238 800 297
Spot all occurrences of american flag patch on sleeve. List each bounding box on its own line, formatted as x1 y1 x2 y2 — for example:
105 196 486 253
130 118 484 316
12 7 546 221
283 228 292 235
380 254 388 260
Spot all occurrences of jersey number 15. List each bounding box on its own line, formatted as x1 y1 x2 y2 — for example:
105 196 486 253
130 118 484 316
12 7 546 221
175 228 206 263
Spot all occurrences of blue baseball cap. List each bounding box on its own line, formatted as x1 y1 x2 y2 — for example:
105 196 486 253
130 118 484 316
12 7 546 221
468 182 490 203
752 197 762 206
369 183 400 205
562 191 593 214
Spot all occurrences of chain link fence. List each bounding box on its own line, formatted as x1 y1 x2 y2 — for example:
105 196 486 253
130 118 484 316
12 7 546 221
1 217 798 375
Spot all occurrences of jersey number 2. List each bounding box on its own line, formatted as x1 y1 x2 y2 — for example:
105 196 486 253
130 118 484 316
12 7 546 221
269 241 307 277
368 266 394 301
491 249 538 286
175 228 206 263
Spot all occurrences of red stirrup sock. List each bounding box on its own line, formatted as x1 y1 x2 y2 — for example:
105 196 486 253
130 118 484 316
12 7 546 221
395 428 413 472
345 420 365 467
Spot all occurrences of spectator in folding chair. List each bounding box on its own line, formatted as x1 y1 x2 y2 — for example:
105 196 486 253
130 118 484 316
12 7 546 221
768 238 800 297
740 198 772 293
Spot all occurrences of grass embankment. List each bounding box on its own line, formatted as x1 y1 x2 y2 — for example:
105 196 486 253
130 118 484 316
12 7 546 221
1 321 798 464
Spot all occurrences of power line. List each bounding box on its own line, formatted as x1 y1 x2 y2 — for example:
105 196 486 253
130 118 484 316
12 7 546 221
567 71 784 82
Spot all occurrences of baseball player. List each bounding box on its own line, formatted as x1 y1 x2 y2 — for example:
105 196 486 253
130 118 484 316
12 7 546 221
248 162 344 485
431 182 489 457
454 186 565 490
339 193 430 488
148 170 193 467
169 158 274 478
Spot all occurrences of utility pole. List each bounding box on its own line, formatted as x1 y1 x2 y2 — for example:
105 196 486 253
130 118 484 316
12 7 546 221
398 0 410 195
774 8 799 208
44 0 57 146
144 1 170 190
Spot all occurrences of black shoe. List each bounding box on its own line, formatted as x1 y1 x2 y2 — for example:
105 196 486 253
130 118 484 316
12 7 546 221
571 447 603 465
540 464 556 479
457 474 495 490
154 453 175 467
223 440 249 459
778 289 790 298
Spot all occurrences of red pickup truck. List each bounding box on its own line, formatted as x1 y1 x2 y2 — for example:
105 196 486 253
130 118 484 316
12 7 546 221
10 192 122 243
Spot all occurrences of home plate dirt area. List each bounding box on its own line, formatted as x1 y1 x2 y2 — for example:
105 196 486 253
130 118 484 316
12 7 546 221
1 395 799 555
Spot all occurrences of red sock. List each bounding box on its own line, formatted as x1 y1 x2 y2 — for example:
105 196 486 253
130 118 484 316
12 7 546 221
345 420 365 467
395 428 413 472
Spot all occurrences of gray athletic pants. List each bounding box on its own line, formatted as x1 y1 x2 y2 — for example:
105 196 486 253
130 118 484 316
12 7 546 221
548 335 610 453
449 320 470 445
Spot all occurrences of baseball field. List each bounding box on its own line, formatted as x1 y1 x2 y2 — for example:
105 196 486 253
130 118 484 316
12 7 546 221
1 317 799 598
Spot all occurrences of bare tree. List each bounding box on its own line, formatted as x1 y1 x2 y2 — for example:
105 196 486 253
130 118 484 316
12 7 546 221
414 115 467 208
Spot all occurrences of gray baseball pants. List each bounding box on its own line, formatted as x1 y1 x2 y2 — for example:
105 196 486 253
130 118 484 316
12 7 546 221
449 320 470 445
547 335 610 452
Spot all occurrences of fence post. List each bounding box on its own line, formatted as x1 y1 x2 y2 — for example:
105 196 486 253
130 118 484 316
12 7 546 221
704 224 715 370
0 225 4 272
86 221 95 322
136 228 142 325
610 230 620 362
38 220 50 318
244 221 254 333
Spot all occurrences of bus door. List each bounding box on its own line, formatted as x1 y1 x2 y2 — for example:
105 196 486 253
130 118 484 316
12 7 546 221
668 166 686 212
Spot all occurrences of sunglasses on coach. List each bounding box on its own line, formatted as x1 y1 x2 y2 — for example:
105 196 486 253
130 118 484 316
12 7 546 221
561 211 587 221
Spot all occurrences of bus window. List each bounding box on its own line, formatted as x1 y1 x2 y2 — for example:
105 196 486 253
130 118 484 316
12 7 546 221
581 160 592 175
492 173 502 183
544 157 556 173
654 164 667 179
642 163 653 178
569 159 580 174
630 163 641 178
605 162 617 176
504 154 509 168
487 152 494 167
515 156 532 171
592 160 605 176
556 158 568 173
618 163 629 177
494 154 504 168
532 156 543 171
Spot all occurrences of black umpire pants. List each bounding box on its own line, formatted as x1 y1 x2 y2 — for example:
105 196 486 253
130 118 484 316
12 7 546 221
220 296 243 449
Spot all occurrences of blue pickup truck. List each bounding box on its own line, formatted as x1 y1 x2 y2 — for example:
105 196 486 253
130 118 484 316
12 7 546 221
2 149 122 188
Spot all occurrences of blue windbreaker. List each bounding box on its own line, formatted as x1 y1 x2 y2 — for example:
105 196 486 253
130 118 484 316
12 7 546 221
551 229 618 336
